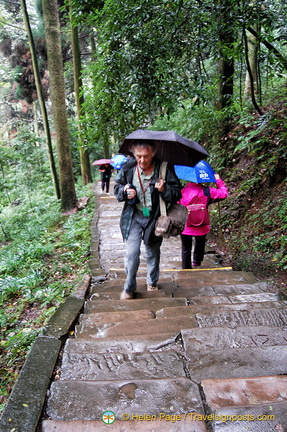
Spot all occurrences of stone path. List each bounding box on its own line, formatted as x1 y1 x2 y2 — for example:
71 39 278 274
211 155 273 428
39 182 287 431
2 180 287 432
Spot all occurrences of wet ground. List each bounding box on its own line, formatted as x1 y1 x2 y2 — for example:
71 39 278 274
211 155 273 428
1 181 287 432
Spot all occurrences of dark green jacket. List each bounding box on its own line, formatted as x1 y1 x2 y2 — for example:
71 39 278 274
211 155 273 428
114 157 181 245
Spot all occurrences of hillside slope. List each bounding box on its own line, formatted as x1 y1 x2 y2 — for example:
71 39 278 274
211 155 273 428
207 103 287 296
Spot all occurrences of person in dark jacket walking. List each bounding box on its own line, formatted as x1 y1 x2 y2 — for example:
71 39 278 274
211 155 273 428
114 140 181 300
99 163 113 194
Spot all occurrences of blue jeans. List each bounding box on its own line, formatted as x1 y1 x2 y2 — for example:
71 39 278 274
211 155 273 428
124 212 162 293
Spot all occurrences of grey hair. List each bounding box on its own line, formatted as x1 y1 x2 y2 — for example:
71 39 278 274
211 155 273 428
130 140 156 153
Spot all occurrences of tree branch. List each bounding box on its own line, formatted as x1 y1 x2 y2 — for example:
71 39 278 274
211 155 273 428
246 26 287 70
0 19 25 32
243 28 263 115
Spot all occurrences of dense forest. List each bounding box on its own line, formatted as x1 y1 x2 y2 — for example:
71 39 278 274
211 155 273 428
0 0 286 410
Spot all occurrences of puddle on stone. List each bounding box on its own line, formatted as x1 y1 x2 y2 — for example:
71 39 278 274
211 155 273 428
118 382 138 399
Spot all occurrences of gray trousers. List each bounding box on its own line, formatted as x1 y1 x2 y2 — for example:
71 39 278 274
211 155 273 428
124 211 162 293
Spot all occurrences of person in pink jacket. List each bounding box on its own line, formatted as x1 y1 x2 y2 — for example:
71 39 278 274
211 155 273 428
178 174 228 268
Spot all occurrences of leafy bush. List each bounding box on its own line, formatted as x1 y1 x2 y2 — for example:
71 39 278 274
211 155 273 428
0 180 94 411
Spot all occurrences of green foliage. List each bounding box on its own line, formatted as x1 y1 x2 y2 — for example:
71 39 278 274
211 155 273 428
0 182 94 411
0 126 94 411
0 127 50 206
251 189 287 270
150 94 225 148
70 0 287 148
78 0 222 142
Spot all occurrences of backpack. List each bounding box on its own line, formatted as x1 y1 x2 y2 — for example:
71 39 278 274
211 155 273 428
186 188 210 227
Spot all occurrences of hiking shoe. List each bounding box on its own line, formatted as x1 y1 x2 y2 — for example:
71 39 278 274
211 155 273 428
120 290 133 300
147 284 158 291
192 262 200 267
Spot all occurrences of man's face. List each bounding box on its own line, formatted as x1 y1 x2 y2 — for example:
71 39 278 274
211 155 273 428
133 145 155 172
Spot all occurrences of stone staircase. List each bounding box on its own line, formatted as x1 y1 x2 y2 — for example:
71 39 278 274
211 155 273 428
40 273 287 431
38 186 287 432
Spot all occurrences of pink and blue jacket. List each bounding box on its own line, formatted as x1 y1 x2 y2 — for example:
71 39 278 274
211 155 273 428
178 179 228 236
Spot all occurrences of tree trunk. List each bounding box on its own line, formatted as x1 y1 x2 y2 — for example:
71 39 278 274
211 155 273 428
70 12 92 185
216 0 234 112
243 28 263 115
42 0 77 212
244 26 259 98
217 56 234 110
20 0 60 199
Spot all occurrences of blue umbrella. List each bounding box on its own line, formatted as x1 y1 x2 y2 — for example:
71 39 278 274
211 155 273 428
175 160 216 183
111 154 128 169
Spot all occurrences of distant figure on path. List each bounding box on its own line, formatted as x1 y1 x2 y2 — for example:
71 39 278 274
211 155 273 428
99 164 113 194
178 174 228 268
114 140 181 300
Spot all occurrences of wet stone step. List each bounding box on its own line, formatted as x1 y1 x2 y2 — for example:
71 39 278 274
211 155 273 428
227 292 281 303
90 290 172 301
89 282 270 301
99 240 123 249
91 276 146 288
156 301 287 319
99 236 124 245
184 292 280 306
46 377 204 421
98 229 122 238
172 271 258 286
97 276 151 287
84 297 188 314
185 345 287 381
211 401 287 432
100 242 125 250
98 209 120 217
99 241 123 250
79 302 287 330
78 309 156 325
161 258 222 270
210 282 268 295
108 269 196 282
60 350 187 381
41 417 209 432
106 265 149 273
75 315 198 339
196 307 287 328
168 282 269 298
101 291 282 306
107 270 259 288
169 285 265 298
181 326 287 352
100 251 126 260
65 333 183 355
187 294 234 305
78 306 287 339
90 280 176 293
201 375 287 410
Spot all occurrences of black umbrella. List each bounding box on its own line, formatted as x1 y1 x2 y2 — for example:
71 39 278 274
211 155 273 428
119 129 209 167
